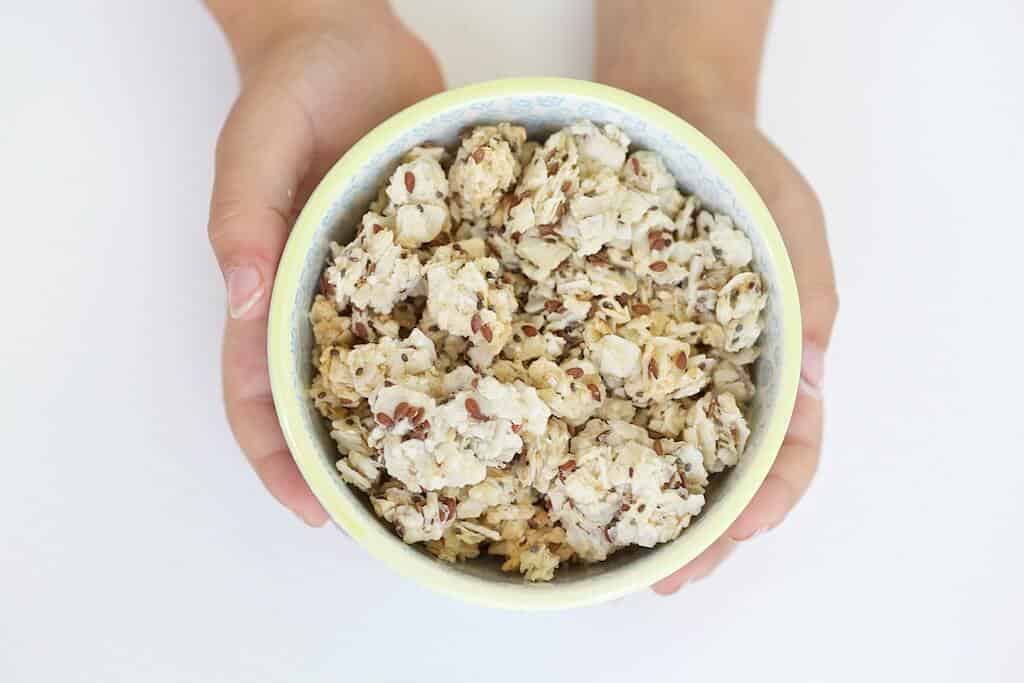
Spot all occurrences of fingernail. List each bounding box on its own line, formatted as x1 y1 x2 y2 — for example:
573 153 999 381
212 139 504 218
226 266 264 319
732 526 768 542
799 377 823 401
801 344 825 395
655 579 689 596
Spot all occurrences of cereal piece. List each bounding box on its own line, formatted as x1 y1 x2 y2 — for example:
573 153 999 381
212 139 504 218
516 544 561 582
684 392 751 473
453 519 502 543
623 337 711 405
571 167 648 227
449 123 526 221
511 129 579 232
596 397 637 423
424 242 519 368
702 212 753 268
403 145 447 165
345 329 437 397
395 203 449 248
590 334 641 379
385 156 449 206
712 359 756 402
310 294 352 348
310 373 349 418
372 377 550 492
426 526 483 563
716 273 767 325
486 358 531 385
456 470 525 519
569 120 630 173
646 400 690 438
516 417 572 493
317 347 362 408
623 150 676 194
523 282 591 332
527 358 604 427
326 220 423 315
330 414 373 457
560 212 620 257
724 313 763 352
488 508 572 581
546 419 704 561
423 245 497 336
516 236 573 280
666 440 710 493
371 487 452 543
336 446 382 492
502 318 566 363
632 210 690 285
674 195 700 239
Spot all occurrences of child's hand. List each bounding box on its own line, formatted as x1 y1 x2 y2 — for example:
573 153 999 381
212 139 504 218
653 104 837 593
205 1 443 524
597 0 838 594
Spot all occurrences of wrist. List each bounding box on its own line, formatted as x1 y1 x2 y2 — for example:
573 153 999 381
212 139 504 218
595 0 771 120
598 63 755 123
206 0 397 73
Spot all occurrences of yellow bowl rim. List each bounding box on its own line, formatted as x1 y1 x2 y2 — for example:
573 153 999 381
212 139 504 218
268 77 802 610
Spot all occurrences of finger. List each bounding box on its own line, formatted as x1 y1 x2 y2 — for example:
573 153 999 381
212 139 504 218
723 145 834 537
651 377 823 591
745 148 839 353
768 185 839 365
651 382 822 590
728 373 823 540
209 85 326 525
652 536 737 595
690 113 839 352
208 84 314 320
222 318 328 526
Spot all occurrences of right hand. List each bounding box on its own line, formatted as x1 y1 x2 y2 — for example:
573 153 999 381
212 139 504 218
206 1 444 525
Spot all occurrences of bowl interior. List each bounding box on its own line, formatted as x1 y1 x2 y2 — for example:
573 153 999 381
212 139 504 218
271 81 799 605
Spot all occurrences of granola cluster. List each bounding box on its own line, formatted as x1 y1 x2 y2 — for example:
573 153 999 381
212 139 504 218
309 121 766 581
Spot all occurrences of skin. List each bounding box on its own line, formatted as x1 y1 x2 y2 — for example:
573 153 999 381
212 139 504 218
206 0 443 525
205 0 838 593
597 0 838 593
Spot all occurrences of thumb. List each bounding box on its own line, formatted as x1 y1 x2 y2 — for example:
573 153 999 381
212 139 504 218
208 85 328 526
208 84 314 320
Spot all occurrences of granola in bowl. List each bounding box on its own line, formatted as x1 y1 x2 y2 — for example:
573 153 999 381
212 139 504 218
308 121 767 582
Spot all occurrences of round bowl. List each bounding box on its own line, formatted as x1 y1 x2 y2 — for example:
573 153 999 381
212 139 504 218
268 78 801 610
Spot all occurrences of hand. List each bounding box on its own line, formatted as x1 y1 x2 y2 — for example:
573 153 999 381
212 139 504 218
206 1 444 525
664 104 836 593
596 0 838 594
617 90 839 593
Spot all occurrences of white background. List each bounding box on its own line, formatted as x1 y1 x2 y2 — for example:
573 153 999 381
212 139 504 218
2 1 1021 681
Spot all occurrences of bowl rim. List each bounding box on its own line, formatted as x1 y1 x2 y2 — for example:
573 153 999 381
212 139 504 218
268 77 801 610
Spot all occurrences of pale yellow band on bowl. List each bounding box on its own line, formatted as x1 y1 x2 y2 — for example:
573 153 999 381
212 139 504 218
268 78 801 610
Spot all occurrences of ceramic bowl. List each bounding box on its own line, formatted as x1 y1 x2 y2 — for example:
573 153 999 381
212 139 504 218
268 78 801 610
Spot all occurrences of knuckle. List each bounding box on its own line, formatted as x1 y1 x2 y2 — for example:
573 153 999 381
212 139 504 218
801 283 839 345
207 196 247 245
206 198 251 266
206 199 289 269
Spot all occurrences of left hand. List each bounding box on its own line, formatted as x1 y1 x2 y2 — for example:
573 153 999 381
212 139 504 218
633 98 838 594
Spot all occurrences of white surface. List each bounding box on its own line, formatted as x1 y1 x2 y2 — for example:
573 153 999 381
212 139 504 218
1 1 1021 681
